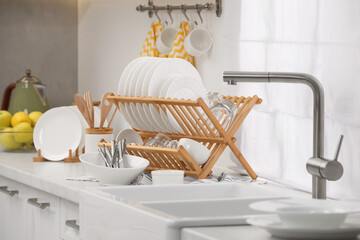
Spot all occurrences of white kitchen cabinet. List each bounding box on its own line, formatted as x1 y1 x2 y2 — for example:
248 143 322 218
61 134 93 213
0 174 80 240
27 187 60 240
60 199 80 240
0 176 28 240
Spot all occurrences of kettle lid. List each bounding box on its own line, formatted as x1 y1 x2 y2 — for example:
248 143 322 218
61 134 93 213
17 69 42 84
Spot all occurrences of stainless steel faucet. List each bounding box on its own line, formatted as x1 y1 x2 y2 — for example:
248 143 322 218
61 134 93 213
223 71 344 199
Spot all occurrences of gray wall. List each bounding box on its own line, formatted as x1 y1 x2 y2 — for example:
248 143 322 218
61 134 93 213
0 0 77 109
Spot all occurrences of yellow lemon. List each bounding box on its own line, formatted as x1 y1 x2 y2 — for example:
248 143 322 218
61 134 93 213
13 122 33 143
25 142 35 150
29 111 43 127
0 110 12 128
11 112 31 127
0 127 22 150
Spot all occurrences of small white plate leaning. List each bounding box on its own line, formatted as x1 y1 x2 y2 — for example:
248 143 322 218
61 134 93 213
34 107 83 161
247 215 360 240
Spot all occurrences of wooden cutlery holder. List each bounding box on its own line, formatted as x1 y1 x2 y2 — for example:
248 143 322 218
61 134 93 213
107 95 262 179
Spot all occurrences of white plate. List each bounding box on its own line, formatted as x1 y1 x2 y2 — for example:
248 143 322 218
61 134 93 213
125 59 152 131
121 58 149 129
247 215 360 240
158 75 182 133
67 106 86 153
141 59 166 97
135 103 156 131
118 103 139 130
250 198 360 214
148 58 202 98
118 57 146 127
164 75 207 133
134 59 164 132
34 107 83 161
140 59 166 132
126 58 150 96
115 129 143 145
149 104 174 133
118 57 148 95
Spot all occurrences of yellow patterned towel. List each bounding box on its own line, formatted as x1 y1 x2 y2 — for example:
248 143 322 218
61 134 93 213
140 22 167 57
168 22 194 66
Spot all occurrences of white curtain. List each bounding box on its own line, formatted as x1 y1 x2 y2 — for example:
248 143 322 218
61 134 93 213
223 0 360 200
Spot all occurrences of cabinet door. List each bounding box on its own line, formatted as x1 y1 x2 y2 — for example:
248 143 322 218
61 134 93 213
0 176 28 240
27 187 60 240
60 199 80 240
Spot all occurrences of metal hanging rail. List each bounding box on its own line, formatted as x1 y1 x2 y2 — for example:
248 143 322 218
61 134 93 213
136 0 222 18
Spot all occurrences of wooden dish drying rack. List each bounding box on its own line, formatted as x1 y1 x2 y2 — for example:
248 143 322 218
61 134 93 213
105 95 262 179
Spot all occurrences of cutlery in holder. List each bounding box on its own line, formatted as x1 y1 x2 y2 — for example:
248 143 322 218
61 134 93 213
106 95 262 179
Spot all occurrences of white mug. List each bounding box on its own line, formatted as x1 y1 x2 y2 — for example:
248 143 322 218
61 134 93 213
85 128 113 153
156 24 177 54
178 138 210 165
184 24 212 57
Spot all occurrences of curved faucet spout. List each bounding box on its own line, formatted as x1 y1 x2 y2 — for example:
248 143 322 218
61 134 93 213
224 71 343 199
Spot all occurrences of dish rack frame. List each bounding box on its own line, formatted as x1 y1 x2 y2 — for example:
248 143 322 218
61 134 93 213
107 95 262 179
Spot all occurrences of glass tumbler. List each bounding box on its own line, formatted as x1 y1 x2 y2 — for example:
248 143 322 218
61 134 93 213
209 99 237 131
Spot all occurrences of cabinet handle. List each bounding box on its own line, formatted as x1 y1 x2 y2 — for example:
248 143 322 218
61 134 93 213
0 186 19 197
65 219 80 230
27 198 50 209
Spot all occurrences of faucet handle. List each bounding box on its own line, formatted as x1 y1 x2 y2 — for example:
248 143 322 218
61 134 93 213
319 135 344 181
307 135 344 181
333 135 344 162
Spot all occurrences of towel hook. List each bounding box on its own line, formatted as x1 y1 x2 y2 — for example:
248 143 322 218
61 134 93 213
196 4 204 24
166 5 174 24
153 6 161 23
181 4 190 22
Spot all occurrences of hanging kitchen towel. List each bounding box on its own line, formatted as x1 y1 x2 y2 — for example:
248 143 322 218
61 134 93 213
140 22 168 57
168 21 194 65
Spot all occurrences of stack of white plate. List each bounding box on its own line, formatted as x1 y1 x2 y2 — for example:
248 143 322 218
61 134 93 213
118 57 207 133
247 198 360 240
33 106 105 161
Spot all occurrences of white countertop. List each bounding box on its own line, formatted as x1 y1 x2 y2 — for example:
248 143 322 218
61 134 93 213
181 221 360 240
0 151 101 203
182 226 273 240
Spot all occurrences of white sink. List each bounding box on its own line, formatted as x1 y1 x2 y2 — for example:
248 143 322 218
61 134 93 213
98 182 283 203
80 182 309 240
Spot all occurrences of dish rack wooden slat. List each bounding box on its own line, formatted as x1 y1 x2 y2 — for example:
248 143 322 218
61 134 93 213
107 95 262 179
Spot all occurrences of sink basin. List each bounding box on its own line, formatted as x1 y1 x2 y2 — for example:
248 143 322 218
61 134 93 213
98 182 283 203
80 182 309 240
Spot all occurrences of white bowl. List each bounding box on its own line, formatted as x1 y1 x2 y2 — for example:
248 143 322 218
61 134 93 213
151 170 184 185
115 128 143 145
79 152 149 185
277 206 348 229
250 198 360 229
178 138 210 165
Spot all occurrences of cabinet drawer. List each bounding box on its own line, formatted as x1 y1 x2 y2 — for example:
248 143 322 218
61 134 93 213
0 176 28 240
27 187 60 240
60 199 80 240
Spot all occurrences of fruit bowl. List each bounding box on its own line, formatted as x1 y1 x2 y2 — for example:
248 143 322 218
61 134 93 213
0 110 42 152
0 129 35 151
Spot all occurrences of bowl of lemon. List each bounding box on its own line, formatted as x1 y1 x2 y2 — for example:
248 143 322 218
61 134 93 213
0 110 42 151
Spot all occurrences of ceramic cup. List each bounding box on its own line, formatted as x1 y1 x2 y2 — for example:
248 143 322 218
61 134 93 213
85 128 113 153
178 138 210 165
156 25 178 54
152 170 184 185
184 25 212 57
